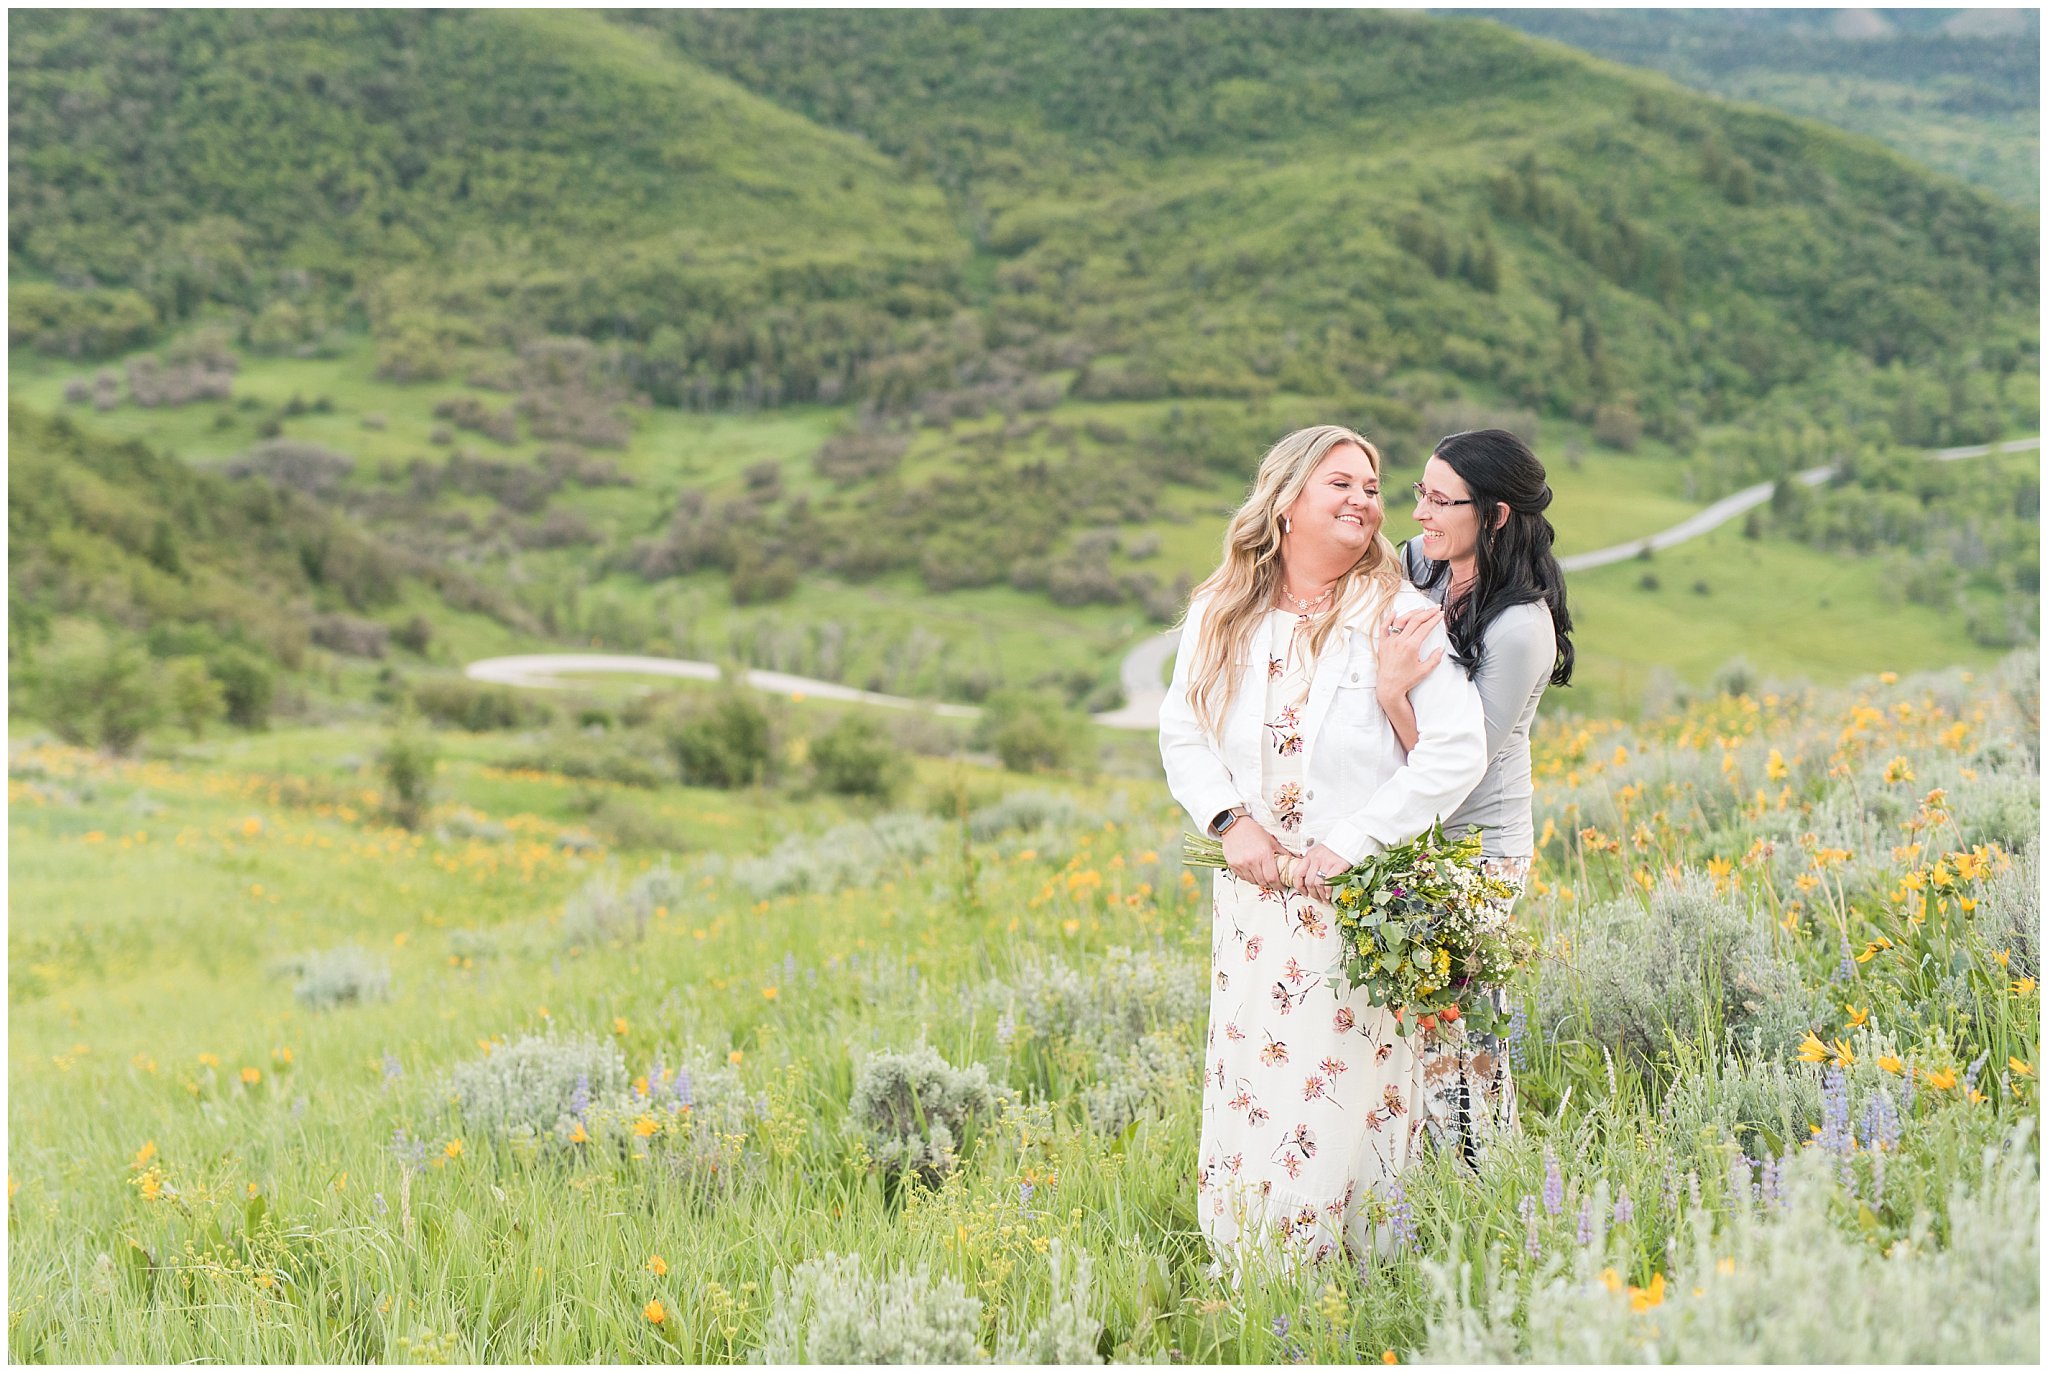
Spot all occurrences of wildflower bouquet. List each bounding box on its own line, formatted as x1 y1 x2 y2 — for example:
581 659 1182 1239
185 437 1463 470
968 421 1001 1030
1183 820 1530 1037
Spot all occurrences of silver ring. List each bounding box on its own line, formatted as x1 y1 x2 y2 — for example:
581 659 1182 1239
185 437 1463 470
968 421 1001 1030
1389 626 1403 635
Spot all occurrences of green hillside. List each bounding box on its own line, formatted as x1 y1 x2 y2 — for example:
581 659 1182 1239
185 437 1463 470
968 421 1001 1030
1466 8 2040 204
7 405 535 728
7 9 2038 731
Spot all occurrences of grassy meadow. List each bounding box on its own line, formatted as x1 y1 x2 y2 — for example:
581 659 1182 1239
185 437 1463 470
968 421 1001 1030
7 652 2038 1362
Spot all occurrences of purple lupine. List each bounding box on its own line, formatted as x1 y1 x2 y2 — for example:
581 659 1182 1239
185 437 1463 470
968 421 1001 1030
1727 1155 1753 1213
674 1067 695 1109
1817 1065 1856 1189
1612 1185 1634 1225
1760 1155 1783 1210
1662 1160 1680 1219
569 1073 591 1119
381 1051 404 1085
996 1011 1017 1048
1832 936 1856 984
1686 1169 1703 1215
372 1192 388 1215
1518 1195 1542 1259
1270 1315 1290 1340
389 1128 427 1174
1860 1090 1900 1152
1389 1182 1417 1250
1507 1003 1529 1072
1898 1065 1917 1115
1576 1195 1594 1246
1020 1181 1036 1210
1542 1149 1564 1216
1963 1052 1989 1093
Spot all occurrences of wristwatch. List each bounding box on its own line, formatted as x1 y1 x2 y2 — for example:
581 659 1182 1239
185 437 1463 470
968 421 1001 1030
1210 806 1248 837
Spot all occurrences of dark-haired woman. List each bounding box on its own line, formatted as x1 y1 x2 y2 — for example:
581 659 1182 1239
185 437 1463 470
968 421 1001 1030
1376 427 1574 1166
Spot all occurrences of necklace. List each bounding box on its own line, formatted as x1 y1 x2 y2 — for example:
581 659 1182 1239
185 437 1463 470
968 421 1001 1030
1280 582 1334 615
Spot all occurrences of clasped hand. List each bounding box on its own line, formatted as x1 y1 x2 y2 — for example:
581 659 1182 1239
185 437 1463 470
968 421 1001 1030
1222 819 1349 903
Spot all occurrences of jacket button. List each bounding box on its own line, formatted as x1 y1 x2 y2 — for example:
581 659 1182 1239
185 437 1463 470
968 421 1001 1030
1306 791 1314 800
1349 672 1359 682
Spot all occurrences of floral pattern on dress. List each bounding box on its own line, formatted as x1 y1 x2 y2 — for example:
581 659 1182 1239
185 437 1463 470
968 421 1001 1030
1197 610 1431 1274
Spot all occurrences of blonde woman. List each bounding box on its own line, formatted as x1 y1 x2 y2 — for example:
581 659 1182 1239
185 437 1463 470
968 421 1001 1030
1159 424 1485 1272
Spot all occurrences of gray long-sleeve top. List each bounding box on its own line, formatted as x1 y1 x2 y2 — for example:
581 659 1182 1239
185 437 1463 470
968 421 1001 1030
1401 541 1555 859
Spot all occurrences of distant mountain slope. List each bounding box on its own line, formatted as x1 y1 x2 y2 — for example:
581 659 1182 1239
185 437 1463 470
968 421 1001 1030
12 8 2034 441
648 8 2035 431
1464 8 2040 203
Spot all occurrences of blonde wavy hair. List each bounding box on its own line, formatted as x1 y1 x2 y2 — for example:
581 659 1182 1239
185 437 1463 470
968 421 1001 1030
1182 424 1401 737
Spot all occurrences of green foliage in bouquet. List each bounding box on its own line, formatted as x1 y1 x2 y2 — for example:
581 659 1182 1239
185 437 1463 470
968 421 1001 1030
1329 823 1531 1038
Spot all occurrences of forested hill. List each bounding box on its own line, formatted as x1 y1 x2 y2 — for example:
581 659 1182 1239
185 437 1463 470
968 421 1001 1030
1463 7 2040 204
10 8 2036 443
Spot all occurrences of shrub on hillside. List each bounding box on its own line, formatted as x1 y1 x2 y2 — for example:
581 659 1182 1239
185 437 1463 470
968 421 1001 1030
9 282 158 358
224 440 356 500
1531 876 1809 1073
808 716 910 798
507 732 669 788
285 946 393 1011
18 622 164 753
165 655 227 738
378 724 439 830
412 678 553 732
207 647 275 729
667 692 774 789
311 613 389 659
848 1045 1012 1188
974 691 1088 773
557 861 684 947
450 1034 629 1139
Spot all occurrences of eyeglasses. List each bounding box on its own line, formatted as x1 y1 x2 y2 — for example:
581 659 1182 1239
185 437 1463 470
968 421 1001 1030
1411 482 1475 510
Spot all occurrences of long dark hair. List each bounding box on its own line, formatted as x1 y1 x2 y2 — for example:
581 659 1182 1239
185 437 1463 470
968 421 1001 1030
1409 429 1574 687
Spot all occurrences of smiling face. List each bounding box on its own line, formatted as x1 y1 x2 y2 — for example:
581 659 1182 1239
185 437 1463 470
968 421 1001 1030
1412 454 1482 567
1280 441 1383 560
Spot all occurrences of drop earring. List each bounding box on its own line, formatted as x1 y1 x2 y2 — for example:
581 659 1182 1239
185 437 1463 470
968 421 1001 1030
1280 515 1292 534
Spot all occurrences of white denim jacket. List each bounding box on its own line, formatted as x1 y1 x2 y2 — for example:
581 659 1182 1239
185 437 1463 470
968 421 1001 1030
1159 586 1486 864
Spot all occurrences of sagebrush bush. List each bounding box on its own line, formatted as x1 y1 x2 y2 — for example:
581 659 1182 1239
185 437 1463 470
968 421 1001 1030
557 861 683 947
758 1252 985 1363
1420 1131 2039 1362
1659 1050 1822 1168
848 1046 1012 1187
966 789 1078 840
449 1035 628 1138
284 946 393 1011
973 691 1087 773
713 812 945 898
984 946 1206 1058
757 1243 1103 1364
1533 876 1809 1074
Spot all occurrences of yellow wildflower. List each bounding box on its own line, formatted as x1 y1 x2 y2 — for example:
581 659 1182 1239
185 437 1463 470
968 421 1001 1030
1628 1273 1666 1312
131 1140 157 1171
728 1050 744 1065
646 1254 668 1276
643 1299 666 1325
2013 978 2037 997
1924 1068 1957 1091
2009 1057 2035 1079
1877 1055 1904 1075
1716 1257 1736 1275
444 1138 464 1159
568 1122 589 1144
1845 1006 1869 1029
1765 750 1789 781
613 1017 630 1036
633 1116 659 1138
1600 1268 1623 1293
762 986 779 1001
240 1066 262 1086
1796 1031 1831 1064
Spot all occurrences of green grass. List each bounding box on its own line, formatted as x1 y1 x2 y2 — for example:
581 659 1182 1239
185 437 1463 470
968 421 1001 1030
7 656 2038 1361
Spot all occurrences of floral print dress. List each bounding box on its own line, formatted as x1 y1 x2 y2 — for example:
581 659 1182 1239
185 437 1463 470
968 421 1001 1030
1195 610 1430 1271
